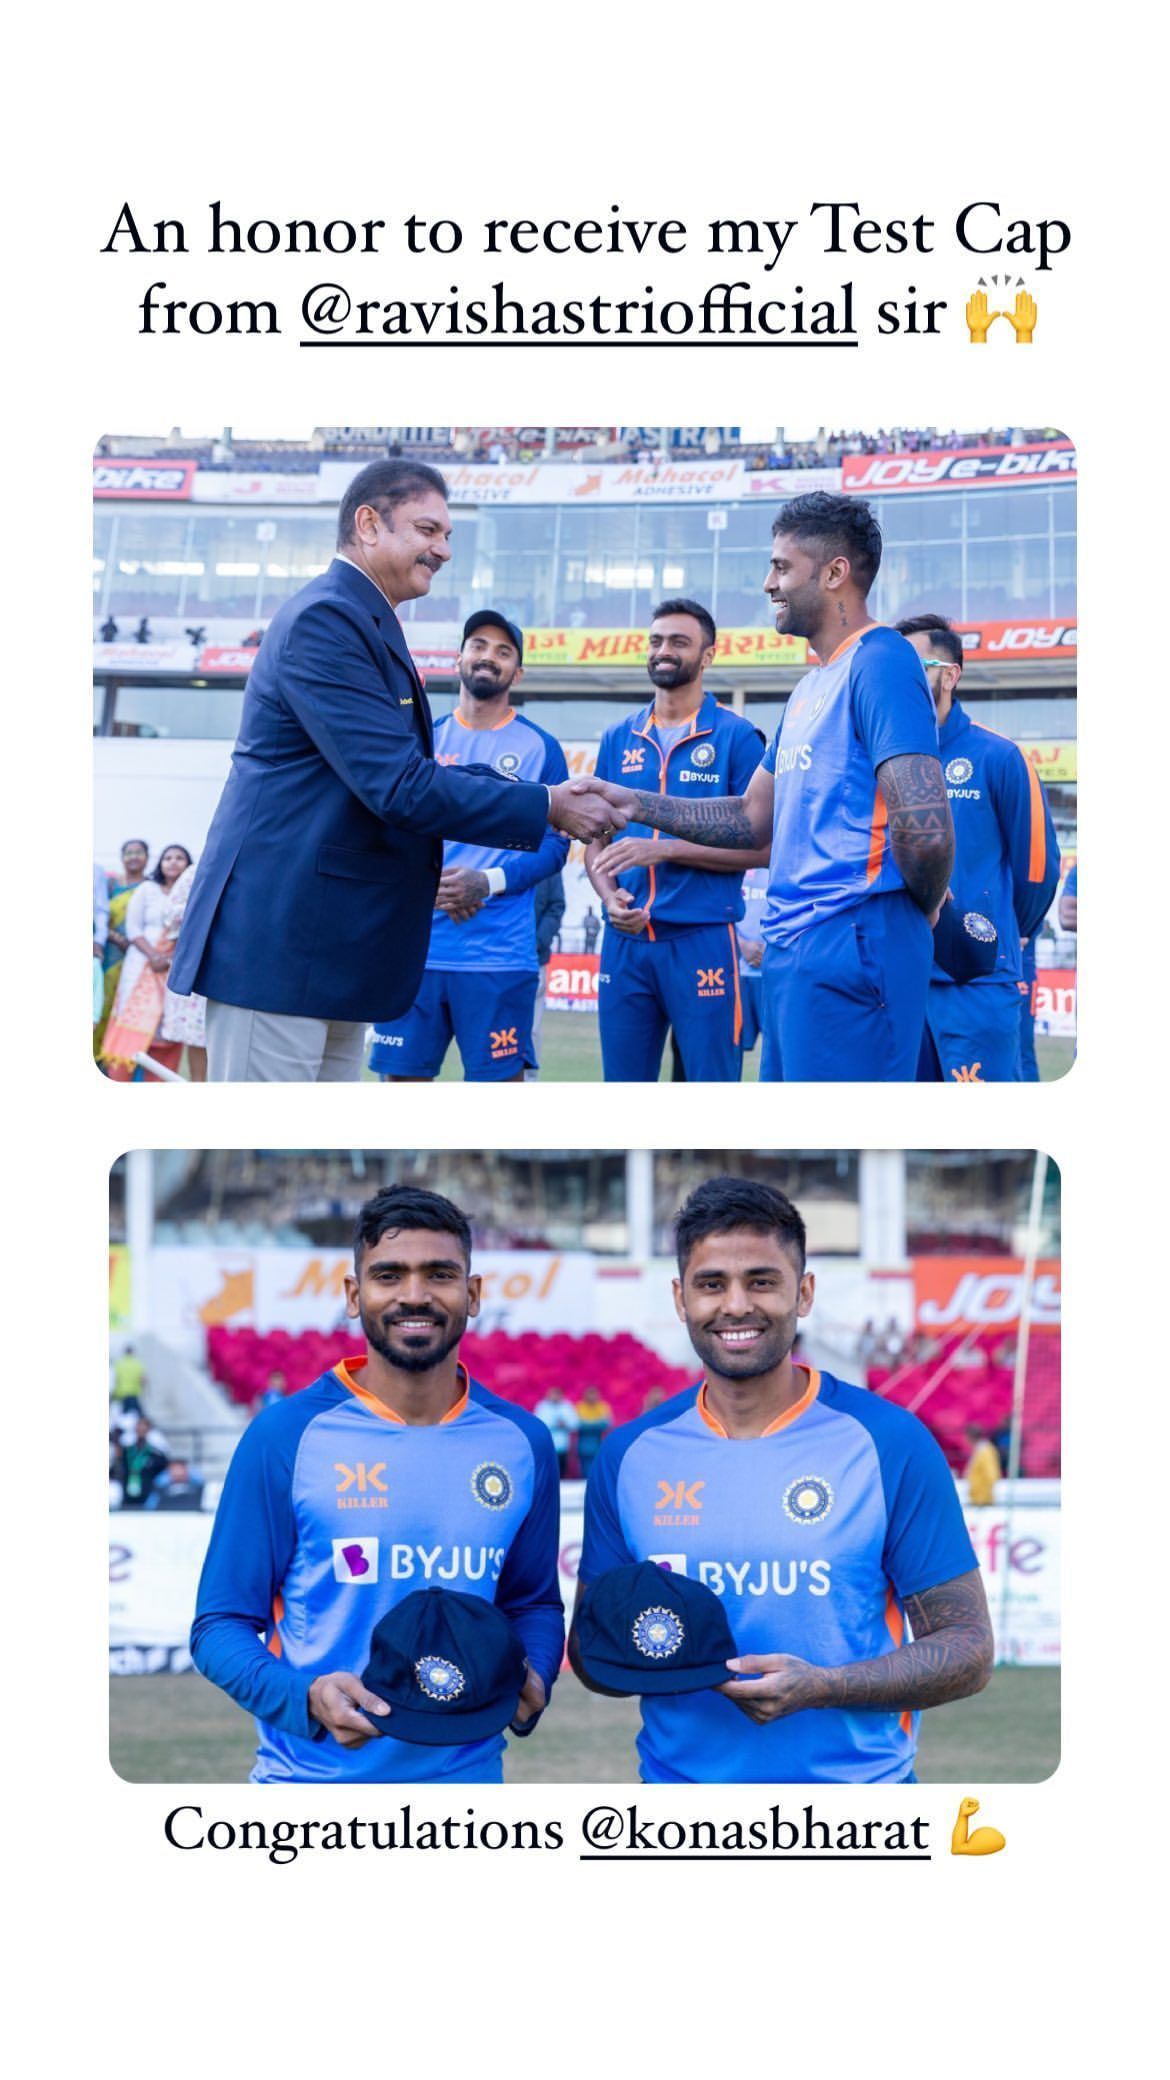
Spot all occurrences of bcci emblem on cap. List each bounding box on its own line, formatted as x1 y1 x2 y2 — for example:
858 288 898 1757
783 1475 834 1524
471 1461 513 1510
946 756 974 785
632 1606 686 1659
414 1654 467 1702
964 911 996 942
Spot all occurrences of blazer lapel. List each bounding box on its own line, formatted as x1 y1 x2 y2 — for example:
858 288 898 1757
328 559 434 751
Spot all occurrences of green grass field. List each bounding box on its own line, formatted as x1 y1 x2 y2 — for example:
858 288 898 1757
110 1665 1058 1784
368 1020 1075 1084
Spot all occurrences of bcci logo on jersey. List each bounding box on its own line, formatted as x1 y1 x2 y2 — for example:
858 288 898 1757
471 1462 513 1510
494 751 521 776
946 756 974 785
632 1607 685 1659
414 1654 466 1701
691 742 716 767
783 1476 834 1524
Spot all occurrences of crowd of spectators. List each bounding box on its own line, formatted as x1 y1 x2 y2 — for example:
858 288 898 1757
109 1346 206 1510
95 424 1066 474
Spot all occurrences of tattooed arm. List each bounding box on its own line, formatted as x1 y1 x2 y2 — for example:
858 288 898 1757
876 752 955 915
586 762 775 850
718 1569 994 1724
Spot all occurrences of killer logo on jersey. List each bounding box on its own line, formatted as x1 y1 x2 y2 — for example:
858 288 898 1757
810 690 828 720
782 1475 835 1524
414 1654 467 1701
946 756 974 785
471 1462 514 1510
963 911 997 942
691 741 716 767
631 1606 685 1659
494 750 521 776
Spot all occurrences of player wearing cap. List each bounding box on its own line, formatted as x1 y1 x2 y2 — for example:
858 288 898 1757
191 1186 564 1783
369 612 570 1081
896 613 1060 1083
569 1177 992 1784
585 600 768 1081
584 499 954 1081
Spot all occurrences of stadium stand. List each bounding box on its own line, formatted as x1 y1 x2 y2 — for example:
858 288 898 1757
869 1331 1060 1477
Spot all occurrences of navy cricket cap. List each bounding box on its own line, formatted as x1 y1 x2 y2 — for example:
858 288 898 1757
576 1561 737 1696
462 608 524 661
932 899 999 984
359 1588 528 1746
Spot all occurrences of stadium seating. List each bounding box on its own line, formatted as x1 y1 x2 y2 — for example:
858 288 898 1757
205 1325 696 1429
869 1331 1060 1476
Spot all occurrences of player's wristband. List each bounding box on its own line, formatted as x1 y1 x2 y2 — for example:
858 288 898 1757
484 867 507 898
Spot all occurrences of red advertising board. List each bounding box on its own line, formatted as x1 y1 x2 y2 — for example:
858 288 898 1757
955 619 1077 662
545 952 600 1009
914 1257 1062 1333
842 442 1075 494
93 459 197 499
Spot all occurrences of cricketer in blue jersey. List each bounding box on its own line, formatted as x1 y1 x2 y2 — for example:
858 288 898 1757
897 615 1060 1084
370 612 570 1081
583 499 954 1082
586 600 769 1082
192 1186 564 1784
569 1178 992 1784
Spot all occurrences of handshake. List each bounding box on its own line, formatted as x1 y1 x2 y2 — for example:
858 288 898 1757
966 289 1037 344
546 775 636 844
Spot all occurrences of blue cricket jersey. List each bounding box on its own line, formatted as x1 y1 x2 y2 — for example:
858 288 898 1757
428 709 569 971
594 693 766 936
760 625 940 948
934 701 1060 988
579 1368 976 1784
191 1360 564 1783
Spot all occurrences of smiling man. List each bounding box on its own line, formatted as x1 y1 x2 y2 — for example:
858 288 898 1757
370 610 569 1082
585 598 767 1082
584 498 954 1080
569 1176 992 1784
191 1185 564 1783
169 460 623 1080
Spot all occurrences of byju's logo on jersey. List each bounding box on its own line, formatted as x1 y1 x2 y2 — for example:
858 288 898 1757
494 750 521 776
414 1655 466 1701
632 1606 685 1659
782 1476 834 1525
332 1537 379 1583
471 1462 513 1510
946 756 974 785
691 742 716 767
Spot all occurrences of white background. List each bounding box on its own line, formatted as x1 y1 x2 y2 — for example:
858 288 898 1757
6 4 1160 2071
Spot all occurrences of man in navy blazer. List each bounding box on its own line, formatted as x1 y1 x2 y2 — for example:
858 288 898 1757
170 459 621 1080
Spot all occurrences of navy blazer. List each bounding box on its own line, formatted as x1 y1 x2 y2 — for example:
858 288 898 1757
170 558 549 1021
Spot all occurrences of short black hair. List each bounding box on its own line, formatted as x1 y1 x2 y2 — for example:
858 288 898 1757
336 459 449 547
674 1175 807 1276
353 1185 472 1268
650 597 717 651
771 491 883 595
895 611 964 669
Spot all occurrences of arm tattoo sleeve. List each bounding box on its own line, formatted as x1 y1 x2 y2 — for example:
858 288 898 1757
877 753 956 913
805 1569 994 1713
626 790 758 848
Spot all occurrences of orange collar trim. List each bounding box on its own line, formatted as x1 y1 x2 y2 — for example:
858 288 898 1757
451 705 516 733
697 1365 821 1438
334 1355 470 1426
821 622 877 668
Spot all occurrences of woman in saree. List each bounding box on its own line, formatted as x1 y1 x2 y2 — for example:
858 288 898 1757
93 838 149 1059
100 845 193 1080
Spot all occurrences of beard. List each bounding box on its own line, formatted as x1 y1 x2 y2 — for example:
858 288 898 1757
460 660 516 700
361 1306 467 1375
683 1308 800 1382
647 654 700 691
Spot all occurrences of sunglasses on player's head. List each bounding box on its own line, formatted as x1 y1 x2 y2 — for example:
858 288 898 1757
920 656 955 671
